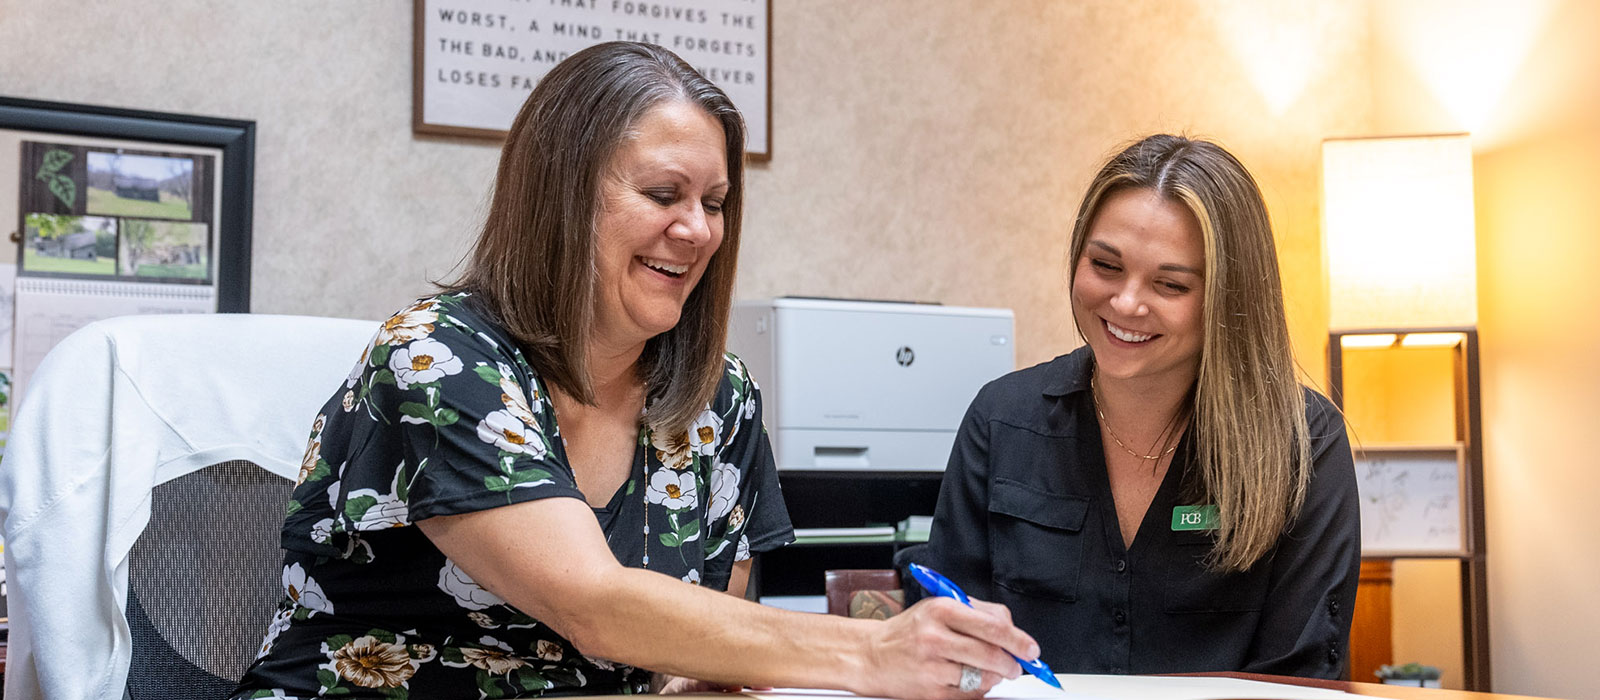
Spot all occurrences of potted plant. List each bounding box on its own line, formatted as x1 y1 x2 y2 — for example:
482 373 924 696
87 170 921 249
1375 663 1443 688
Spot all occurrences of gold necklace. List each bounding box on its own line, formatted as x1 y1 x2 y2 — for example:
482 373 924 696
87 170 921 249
1090 369 1177 461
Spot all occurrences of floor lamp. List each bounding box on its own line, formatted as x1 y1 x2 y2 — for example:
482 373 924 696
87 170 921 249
1322 134 1491 691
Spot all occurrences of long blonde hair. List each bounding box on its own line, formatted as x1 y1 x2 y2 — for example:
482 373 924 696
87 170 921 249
1068 135 1311 572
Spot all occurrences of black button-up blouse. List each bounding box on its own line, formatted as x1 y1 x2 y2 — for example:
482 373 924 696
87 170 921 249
908 346 1360 679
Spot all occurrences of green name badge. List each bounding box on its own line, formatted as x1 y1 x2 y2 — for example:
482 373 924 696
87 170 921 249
1171 505 1219 531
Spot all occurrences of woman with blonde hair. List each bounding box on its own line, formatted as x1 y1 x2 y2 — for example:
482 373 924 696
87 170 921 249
912 134 1359 678
235 42 1037 699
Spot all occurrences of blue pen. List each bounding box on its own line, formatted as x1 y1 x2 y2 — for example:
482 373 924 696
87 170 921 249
907 563 1064 690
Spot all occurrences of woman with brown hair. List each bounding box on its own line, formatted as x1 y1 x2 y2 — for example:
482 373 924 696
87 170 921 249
912 134 1360 679
234 42 1036 699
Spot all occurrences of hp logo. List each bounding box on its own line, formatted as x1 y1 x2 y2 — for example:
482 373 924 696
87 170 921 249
895 346 915 367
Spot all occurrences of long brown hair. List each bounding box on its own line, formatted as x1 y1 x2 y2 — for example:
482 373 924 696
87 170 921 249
442 41 745 432
1068 134 1312 572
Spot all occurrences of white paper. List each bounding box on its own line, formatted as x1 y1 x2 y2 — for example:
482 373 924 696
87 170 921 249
751 674 1374 700
988 675 1097 699
1029 674 1371 700
13 277 214 407
746 677 1095 700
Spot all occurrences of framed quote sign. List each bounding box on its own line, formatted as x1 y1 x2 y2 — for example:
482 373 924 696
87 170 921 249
413 0 772 158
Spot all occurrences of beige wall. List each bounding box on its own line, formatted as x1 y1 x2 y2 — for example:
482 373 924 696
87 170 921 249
0 0 1369 374
0 3 495 318
1370 1 1600 698
747 0 1370 374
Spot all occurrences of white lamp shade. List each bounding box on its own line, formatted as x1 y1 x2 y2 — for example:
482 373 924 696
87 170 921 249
1323 134 1477 330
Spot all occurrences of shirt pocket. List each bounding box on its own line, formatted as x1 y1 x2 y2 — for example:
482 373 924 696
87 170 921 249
987 478 1088 602
1161 529 1271 613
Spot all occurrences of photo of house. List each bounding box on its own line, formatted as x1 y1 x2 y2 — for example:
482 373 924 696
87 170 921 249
20 214 117 276
117 219 209 281
86 151 196 220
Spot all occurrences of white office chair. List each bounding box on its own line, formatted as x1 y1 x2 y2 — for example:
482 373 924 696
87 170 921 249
0 313 378 700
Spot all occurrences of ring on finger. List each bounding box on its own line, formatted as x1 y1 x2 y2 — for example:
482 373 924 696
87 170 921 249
958 665 982 693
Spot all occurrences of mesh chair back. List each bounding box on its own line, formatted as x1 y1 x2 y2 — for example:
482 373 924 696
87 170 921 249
124 460 293 699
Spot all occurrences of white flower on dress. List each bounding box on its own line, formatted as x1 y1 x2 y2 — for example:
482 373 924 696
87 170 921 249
735 533 751 562
346 343 371 388
324 635 416 688
682 569 701 585
389 337 463 389
742 396 757 420
309 518 336 545
438 559 507 610
724 397 758 448
342 389 356 412
283 562 333 615
296 414 328 484
453 636 527 674
728 504 746 532
476 409 547 458
469 611 498 628
345 469 409 530
650 428 693 471
646 470 698 510
346 487 409 529
256 606 294 659
297 439 322 485
584 654 618 671
688 409 722 456
411 643 437 663
535 639 564 662
497 362 540 425
708 461 739 521
375 300 439 347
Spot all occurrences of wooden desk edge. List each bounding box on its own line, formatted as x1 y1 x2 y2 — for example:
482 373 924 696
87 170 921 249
1183 671 1564 700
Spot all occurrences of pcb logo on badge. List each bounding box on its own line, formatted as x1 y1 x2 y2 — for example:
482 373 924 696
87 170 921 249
1171 505 1219 531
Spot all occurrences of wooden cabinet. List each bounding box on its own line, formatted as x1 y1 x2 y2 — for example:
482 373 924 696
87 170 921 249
1350 559 1394 683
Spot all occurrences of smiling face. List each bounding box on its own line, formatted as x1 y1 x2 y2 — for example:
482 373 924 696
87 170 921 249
592 100 730 354
1071 187 1207 390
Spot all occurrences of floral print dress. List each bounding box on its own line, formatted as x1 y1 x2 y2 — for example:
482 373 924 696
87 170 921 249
233 293 793 699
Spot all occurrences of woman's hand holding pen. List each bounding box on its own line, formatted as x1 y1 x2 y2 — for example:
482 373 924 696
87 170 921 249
857 596 1038 700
